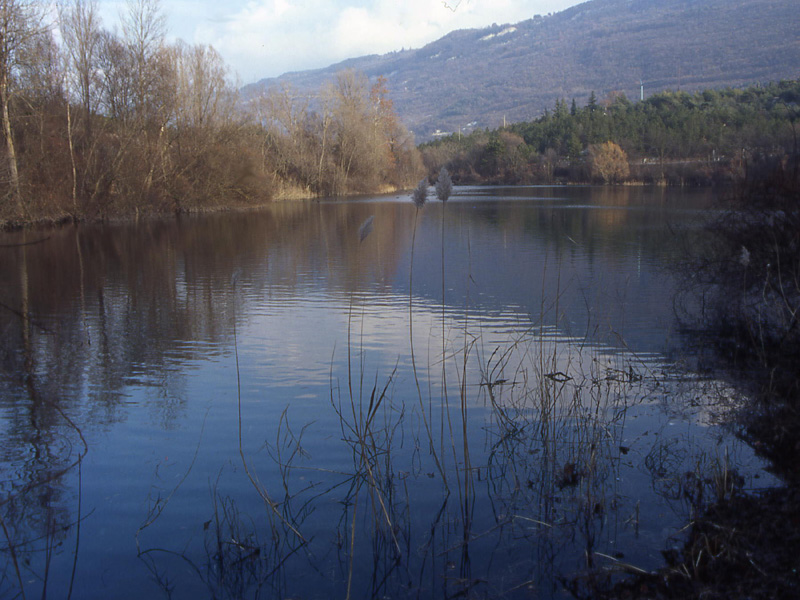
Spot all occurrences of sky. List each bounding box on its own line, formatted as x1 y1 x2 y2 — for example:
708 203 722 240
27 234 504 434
95 0 584 83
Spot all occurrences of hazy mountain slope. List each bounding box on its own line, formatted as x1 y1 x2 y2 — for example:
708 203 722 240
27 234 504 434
243 0 800 141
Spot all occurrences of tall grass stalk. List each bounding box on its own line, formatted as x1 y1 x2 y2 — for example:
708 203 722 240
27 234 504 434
408 179 448 487
171 195 739 597
434 169 462 502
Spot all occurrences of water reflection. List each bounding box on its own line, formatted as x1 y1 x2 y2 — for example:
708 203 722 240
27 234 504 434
0 187 764 599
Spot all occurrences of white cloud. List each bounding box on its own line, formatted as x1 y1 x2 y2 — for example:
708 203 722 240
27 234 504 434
98 0 582 83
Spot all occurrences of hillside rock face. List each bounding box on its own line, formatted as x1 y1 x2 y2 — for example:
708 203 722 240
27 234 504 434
243 0 800 142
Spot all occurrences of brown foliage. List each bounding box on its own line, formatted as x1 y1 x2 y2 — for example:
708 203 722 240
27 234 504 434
0 1 417 227
588 141 630 183
255 70 422 199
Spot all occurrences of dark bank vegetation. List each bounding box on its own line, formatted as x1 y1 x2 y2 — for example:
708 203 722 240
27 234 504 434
578 157 800 600
686 158 800 481
420 80 800 187
0 0 421 229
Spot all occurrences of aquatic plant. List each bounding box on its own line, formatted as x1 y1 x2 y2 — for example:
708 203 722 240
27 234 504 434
435 167 452 203
411 178 428 209
407 171 447 488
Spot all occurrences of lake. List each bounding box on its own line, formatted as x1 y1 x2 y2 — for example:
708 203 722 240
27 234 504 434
0 186 772 599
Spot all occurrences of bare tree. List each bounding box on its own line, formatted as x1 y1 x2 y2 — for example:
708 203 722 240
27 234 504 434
172 41 231 130
0 0 45 218
16 26 62 104
254 70 420 197
255 84 321 191
97 29 134 121
121 0 166 123
60 0 101 130
330 69 386 193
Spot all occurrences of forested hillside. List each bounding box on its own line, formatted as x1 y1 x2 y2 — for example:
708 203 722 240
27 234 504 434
245 0 800 141
420 80 800 185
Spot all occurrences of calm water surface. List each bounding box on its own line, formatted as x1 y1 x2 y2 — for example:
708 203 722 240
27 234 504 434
0 186 772 599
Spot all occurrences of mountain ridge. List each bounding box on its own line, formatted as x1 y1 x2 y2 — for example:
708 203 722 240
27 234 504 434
243 0 800 141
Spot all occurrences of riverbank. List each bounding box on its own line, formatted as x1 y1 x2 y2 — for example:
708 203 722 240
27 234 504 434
574 483 800 599
0 182 412 231
578 170 800 599
572 376 800 598
420 81 799 192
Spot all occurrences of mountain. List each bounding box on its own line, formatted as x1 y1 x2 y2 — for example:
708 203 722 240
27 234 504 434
242 0 800 142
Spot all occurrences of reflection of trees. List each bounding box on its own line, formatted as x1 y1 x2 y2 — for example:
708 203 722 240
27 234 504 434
0 188 702 429
0 286 87 596
0 203 370 593
0 202 417 597
461 186 702 259
0 189 718 596
0 202 417 421
0 189 705 449
1 206 419 425
403 187 711 353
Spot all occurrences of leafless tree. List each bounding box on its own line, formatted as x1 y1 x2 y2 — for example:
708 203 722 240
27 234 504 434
0 0 46 218
96 29 134 121
255 84 323 192
121 0 166 122
60 0 101 131
330 70 385 193
172 41 231 130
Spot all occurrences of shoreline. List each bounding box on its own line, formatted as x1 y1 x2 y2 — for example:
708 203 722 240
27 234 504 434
0 187 407 232
0 180 715 232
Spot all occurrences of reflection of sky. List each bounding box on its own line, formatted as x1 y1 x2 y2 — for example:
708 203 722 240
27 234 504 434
0 187 773 600
393 186 707 356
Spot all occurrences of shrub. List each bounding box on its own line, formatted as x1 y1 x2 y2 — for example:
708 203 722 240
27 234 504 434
588 141 630 183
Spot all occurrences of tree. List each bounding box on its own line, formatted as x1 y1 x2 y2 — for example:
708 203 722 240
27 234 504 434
119 0 175 204
97 30 135 121
368 75 420 189
58 0 103 212
253 71 419 198
329 70 388 193
122 0 166 122
172 41 232 130
60 0 101 129
0 0 45 218
588 91 598 112
331 70 370 190
588 141 629 183
255 83 320 191
16 24 62 104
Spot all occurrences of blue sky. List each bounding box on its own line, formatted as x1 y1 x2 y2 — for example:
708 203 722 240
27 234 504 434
95 1 583 83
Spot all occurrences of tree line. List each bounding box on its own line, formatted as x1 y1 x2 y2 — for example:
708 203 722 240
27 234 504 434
420 80 800 186
0 0 422 228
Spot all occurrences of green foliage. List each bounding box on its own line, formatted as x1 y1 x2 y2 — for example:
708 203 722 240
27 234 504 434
420 80 800 186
